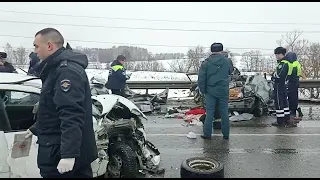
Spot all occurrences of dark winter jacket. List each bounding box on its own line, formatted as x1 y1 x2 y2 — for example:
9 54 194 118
106 60 127 89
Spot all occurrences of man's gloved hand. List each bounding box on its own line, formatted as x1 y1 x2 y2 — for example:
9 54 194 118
25 129 33 139
57 158 75 174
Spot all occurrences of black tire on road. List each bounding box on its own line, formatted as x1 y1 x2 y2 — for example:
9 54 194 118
106 143 138 178
253 98 264 117
180 157 224 178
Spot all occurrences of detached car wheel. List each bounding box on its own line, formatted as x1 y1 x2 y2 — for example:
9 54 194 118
106 143 138 178
180 157 224 178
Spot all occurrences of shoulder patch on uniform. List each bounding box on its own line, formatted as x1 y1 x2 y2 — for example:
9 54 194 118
60 79 71 92
60 60 68 67
277 64 282 69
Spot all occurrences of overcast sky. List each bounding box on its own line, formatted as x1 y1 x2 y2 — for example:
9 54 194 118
0 2 320 55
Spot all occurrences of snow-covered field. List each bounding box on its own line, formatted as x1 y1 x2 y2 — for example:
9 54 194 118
16 68 313 100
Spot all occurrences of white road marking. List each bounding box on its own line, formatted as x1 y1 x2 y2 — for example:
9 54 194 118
159 148 320 154
147 133 320 136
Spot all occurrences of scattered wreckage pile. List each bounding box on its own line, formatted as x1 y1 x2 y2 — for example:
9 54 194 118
90 68 276 124
189 68 276 119
90 75 169 114
160 69 277 129
163 105 255 130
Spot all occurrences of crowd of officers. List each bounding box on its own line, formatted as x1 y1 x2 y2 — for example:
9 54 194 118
271 47 303 127
197 44 303 140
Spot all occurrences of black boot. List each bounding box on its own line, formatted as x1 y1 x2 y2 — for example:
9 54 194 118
201 135 212 140
272 122 285 127
297 107 303 117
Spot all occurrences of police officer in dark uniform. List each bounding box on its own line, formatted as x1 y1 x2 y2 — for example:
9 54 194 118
285 52 303 120
106 55 131 96
27 52 41 76
26 27 97 178
272 47 291 127
0 52 17 73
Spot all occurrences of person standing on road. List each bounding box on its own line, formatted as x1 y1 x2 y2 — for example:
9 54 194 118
27 52 41 76
272 47 291 127
106 55 131 96
285 52 303 122
0 52 17 73
198 43 232 140
25 27 97 178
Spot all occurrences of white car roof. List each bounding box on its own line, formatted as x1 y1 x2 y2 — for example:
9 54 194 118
0 73 40 84
0 73 42 89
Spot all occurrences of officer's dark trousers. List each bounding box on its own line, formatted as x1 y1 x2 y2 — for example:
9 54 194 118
273 83 290 124
111 89 125 97
203 93 229 137
38 145 93 178
287 82 299 117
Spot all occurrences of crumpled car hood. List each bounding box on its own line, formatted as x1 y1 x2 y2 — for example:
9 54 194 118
91 94 148 120
244 75 271 102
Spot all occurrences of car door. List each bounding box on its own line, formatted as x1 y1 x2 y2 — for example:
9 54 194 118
0 87 41 178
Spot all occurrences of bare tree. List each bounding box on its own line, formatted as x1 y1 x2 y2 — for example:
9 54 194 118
306 43 320 79
276 30 320 98
241 50 263 71
130 60 165 72
276 30 311 77
168 59 191 73
187 46 205 73
3 43 15 63
12 46 28 65
2 43 29 66
82 48 97 62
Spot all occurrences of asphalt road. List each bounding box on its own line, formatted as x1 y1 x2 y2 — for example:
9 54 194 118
143 102 320 178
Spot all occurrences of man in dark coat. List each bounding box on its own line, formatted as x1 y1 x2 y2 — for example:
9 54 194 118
27 52 41 76
106 55 131 96
25 27 97 178
0 52 17 73
198 43 233 140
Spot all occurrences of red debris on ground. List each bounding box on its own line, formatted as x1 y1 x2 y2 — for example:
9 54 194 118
185 107 206 115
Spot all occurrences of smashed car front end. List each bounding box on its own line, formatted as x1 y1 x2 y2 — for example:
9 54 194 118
91 94 163 176
228 75 272 115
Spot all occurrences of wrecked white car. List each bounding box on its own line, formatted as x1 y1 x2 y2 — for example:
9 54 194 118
189 68 273 117
228 74 273 117
0 73 163 178
90 75 169 113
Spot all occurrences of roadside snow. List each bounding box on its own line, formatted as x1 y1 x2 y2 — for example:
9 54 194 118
17 68 312 100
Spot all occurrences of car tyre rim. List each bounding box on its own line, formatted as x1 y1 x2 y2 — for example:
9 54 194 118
187 159 216 171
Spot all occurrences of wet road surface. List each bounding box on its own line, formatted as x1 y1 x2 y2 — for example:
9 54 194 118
144 102 320 178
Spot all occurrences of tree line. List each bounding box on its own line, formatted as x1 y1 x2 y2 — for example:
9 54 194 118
3 30 320 79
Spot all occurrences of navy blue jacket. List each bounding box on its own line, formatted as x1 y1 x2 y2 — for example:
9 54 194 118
106 60 127 89
285 52 300 83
